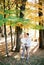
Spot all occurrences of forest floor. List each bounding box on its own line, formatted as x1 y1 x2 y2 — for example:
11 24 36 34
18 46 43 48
0 49 44 65
0 35 44 65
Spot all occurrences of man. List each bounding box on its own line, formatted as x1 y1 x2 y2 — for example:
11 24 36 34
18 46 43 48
20 32 31 60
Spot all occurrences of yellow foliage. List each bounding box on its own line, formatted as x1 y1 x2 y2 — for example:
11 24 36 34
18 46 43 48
26 2 43 9
0 11 4 14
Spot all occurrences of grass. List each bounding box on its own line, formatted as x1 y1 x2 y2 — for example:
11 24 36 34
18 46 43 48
0 54 44 65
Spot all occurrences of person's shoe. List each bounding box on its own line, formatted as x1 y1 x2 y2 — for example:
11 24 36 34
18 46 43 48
21 56 25 59
26 57 29 61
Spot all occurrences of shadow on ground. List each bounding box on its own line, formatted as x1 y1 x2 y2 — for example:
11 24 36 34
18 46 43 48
0 54 44 65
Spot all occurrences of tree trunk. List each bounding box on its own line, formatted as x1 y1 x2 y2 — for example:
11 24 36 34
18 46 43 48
15 0 27 52
8 0 13 51
10 26 13 50
0 27 2 33
39 30 44 48
0 26 4 37
39 1 44 49
3 0 9 56
13 34 15 46
4 23 9 55
15 26 22 52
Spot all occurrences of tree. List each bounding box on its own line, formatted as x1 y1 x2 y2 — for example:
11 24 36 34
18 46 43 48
3 0 9 56
8 0 13 51
15 1 22 52
39 1 44 48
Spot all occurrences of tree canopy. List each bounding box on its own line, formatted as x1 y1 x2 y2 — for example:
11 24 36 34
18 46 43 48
0 0 44 29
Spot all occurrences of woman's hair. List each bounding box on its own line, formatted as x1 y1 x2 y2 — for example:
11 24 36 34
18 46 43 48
26 33 29 36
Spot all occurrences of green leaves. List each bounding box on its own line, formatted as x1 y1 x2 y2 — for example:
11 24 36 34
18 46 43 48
0 14 44 30
0 14 3 26
0 14 8 26
3 18 8 23
18 18 24 22
29 23 44 30
0 14 3 20
4 10 16 14
23 19 30 24
35 25 44 30
0 20 3 26
7 16 30 25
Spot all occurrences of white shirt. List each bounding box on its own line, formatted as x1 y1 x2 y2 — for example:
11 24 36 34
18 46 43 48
21 37 31 47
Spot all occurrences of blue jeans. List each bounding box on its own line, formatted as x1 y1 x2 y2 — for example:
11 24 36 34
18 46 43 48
21 45 29 60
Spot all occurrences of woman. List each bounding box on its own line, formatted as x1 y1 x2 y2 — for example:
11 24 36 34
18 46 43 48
20 32 31 60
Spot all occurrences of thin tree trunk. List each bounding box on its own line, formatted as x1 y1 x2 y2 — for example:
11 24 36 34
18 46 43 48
8 0 13 51
3 0 9 56
4 23 9 55
0 27 2 33
0 26 4 37
14 28 16 46
10 26 13 50
1 25 4 37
